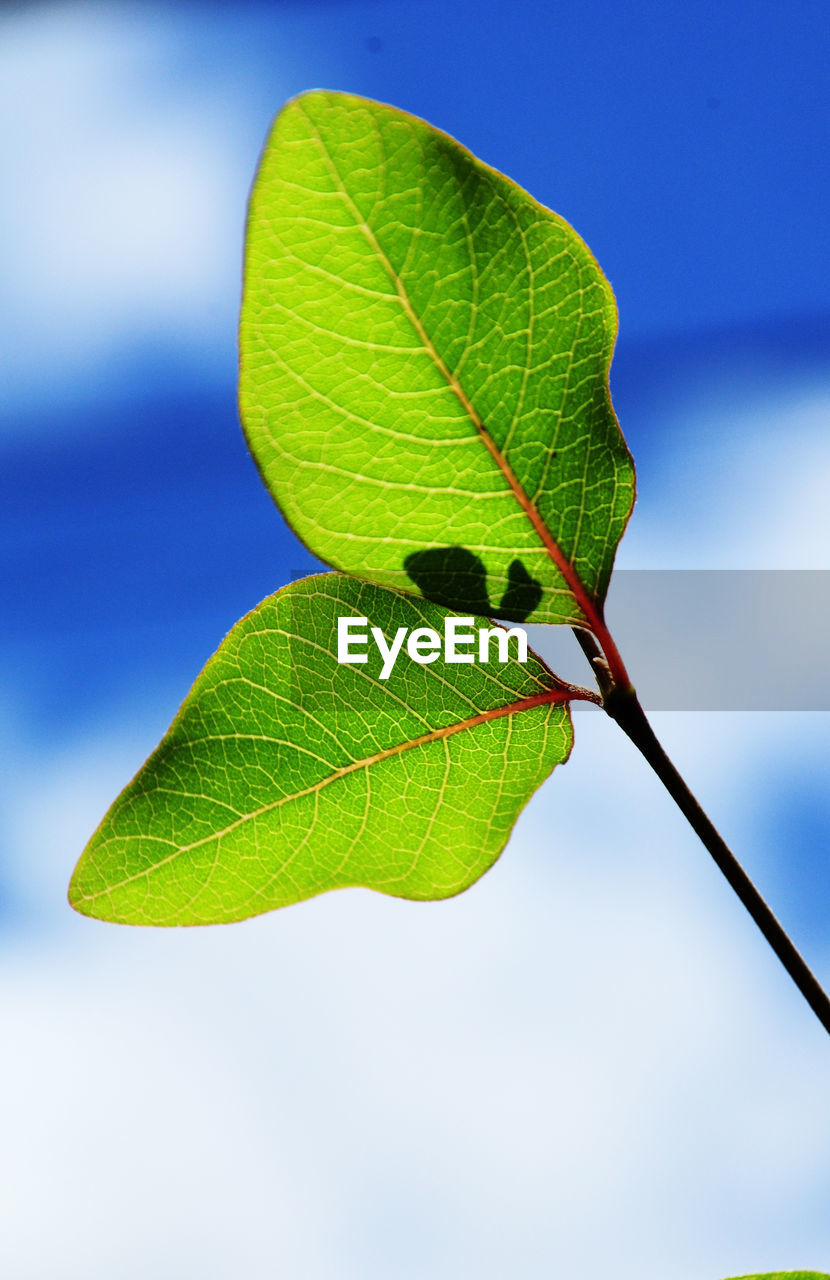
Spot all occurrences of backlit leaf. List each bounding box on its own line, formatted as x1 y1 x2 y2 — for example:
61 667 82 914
239 89 635 629
70 576 574 925
723 1273 830 1279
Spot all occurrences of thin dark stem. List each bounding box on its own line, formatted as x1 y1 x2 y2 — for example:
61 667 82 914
604 685 830 1037
571 626 614 700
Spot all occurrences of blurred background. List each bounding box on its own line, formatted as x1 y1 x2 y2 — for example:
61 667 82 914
2 2 829 1276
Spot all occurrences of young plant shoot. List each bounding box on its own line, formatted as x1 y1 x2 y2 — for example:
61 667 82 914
69 91 830 1044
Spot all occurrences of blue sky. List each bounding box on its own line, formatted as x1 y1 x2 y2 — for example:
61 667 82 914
2 2 830 1276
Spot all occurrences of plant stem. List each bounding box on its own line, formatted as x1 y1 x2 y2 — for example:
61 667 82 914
603 684 830 1037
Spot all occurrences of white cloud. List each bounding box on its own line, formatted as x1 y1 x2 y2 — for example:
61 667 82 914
619 381 830 569
0 4 285 421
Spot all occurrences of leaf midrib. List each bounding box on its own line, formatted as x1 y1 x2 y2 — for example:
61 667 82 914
72 688 570 903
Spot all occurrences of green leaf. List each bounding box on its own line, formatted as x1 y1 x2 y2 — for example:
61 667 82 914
239 89 634 630
69 576 573 925
723 1273 830 1279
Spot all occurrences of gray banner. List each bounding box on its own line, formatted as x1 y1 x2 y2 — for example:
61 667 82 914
526 570 830 710
291 568 830 710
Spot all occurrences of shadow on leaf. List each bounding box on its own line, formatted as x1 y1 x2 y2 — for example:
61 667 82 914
404 546 541 623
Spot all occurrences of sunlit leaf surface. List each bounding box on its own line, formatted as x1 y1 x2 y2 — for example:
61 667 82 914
240 89 634 627
70 576 573 924
723 1273 830 1279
